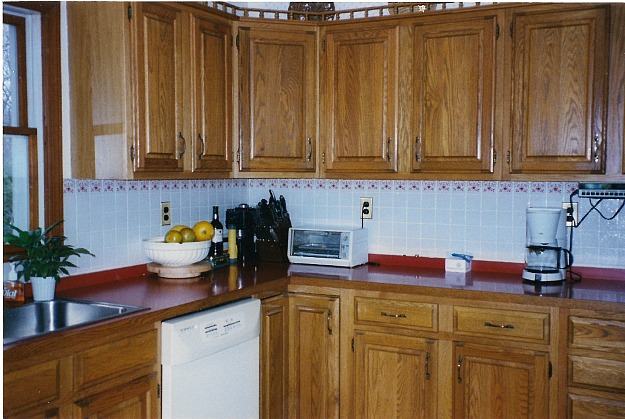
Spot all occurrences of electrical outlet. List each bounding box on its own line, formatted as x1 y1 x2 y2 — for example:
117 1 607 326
161 202 171 226
360 197 373 219
562 202 578 227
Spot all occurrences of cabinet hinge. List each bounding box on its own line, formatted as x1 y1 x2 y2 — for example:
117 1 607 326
127 5 132 21
130 145 135 162
496 23 500 40
493 149 497 165
548 361 552 379
351 337 354 352
157 383 161 398
506 150 511 164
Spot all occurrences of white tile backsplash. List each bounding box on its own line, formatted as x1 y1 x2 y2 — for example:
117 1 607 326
60 179 625 275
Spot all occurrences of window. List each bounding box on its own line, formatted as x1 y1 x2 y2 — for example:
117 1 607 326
3 13 39 235
3 2 62 260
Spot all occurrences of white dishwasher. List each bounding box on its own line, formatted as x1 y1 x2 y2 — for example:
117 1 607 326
161 298 261 419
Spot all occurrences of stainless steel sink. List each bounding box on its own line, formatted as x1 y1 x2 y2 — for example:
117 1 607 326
4 298 147 345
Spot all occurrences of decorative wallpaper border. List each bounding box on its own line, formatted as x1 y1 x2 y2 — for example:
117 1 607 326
64 179 580 195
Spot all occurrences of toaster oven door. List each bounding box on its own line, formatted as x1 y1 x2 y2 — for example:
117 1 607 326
290 230 343 259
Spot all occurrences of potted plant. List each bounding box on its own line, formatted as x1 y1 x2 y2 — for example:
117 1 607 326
4 220 94 301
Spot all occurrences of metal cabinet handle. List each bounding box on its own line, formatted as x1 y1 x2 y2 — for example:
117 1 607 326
306 137 312 162
415 136 421 162
178 132 186 159
484 321 515 329
197 134 205 160
457 355 463 383
327 310 332 335
386 137 391 162
381 311 407 318
593 134 600 163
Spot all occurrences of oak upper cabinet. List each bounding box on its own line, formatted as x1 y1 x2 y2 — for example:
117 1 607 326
190 13 232 173
410 12 500 176
508 5 609 174
68 2 232 179
453 344 550 418
238 24 317 175
132 2 185 175
353 332 437 419
321 24 398 175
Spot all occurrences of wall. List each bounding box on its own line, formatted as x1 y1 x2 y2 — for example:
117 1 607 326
60 178 625 275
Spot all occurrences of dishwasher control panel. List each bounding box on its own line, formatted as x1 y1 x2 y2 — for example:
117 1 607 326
161 298 261 366
202 312 244 340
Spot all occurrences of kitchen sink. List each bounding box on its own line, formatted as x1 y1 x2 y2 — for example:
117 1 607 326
4 298 147 345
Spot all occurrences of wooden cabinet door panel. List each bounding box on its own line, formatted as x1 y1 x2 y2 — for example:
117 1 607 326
353 331 436 419
412 16 497 174
289 294 339 419
132 3 184 173
192 16 232 173
454 344 549 418
322 26 398 173
510 7 608 173
260 296 289 419
239 27 316 172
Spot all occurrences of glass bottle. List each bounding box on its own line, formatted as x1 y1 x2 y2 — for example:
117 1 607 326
210 206 224 256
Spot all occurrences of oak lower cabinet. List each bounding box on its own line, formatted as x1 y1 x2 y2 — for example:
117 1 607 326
453 343 550 418
260 292 340 419
238 23 317 175
68 2 232 179
567 310 625 418
409 10 501 176
321 23 399 175
508 4 609 175
3 327 159 418
353 331 437 418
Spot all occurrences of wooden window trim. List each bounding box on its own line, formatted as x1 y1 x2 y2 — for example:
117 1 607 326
3 2 63 261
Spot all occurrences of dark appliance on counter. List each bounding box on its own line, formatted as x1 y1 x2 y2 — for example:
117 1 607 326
226 204 257 266
254 190 292 263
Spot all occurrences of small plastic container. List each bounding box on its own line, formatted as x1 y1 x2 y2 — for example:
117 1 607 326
3 263 24 302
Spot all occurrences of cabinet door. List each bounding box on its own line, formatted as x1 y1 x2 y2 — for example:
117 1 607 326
322 26 398 174
260 295 289 419
73 373 158 418
132 3 185 173
353 331 437 419
454 343 549 418
239 26 317 173
510 6 608 174
289 294 340 419
191 15 232 173
411 15 498 175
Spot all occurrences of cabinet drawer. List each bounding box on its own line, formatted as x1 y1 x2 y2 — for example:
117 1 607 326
4 359 61 413
74 330 157 391
569 355 625 391
354 297 438 331
454 306 550 343
569 393 625 419
570 316 625 351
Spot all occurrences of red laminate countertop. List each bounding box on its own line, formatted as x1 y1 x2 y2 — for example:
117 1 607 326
5 260 625 351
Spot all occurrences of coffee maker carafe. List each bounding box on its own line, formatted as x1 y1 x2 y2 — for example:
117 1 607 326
522 207 571 283
226 204 257 266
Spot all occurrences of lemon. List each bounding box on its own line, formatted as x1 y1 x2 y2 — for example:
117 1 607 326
171 224 190 232
193 220 214 242
164 230 183 244
180 227 196 242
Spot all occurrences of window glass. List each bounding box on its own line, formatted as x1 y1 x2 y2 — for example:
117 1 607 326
3 134 30 233
2 23 19 126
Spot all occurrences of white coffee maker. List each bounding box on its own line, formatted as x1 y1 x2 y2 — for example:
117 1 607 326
522 207 570 283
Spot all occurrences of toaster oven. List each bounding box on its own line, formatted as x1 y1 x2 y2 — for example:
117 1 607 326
287 227 368 267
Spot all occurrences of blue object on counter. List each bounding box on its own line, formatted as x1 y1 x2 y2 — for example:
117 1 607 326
451 253 474 263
